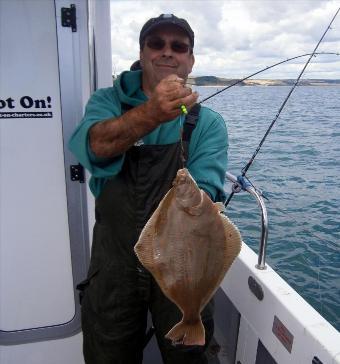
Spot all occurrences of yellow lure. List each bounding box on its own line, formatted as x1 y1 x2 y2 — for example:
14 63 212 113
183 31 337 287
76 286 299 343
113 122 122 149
180 104 188 114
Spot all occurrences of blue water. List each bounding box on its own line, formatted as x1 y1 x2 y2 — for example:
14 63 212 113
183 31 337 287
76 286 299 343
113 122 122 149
197 85 340 331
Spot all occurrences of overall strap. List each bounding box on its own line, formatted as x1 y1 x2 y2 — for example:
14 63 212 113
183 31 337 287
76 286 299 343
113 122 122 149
182 103 201 166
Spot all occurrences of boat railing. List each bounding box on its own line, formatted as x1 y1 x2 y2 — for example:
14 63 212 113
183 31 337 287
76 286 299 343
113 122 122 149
225 172 268 270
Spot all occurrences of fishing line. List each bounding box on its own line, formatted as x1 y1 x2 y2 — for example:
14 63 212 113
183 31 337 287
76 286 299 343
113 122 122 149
265 198 335 258
223 7 340 207
228 171 335 250
179 113 186 168
261 196 327 314
194 52 339 103
227 179 330 313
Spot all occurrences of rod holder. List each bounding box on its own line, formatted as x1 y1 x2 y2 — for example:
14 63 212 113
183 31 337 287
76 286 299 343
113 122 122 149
225 172 269 270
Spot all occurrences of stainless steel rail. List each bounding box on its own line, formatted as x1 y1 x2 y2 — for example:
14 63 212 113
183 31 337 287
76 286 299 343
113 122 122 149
225 172 269 270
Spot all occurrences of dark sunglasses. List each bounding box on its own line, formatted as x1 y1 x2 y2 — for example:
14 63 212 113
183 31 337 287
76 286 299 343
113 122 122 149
145 37 191 53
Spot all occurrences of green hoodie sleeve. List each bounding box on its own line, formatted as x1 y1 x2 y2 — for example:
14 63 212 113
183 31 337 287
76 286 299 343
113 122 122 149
68 87 125 179
68 72 228 201
187 107 228 202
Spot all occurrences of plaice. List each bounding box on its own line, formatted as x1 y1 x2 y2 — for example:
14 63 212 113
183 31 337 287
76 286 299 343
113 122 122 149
134 168 242 346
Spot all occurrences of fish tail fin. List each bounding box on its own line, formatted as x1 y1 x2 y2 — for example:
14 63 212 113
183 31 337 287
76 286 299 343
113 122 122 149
165 318 205 346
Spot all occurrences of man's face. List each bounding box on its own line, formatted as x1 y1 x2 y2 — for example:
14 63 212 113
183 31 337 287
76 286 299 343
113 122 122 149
140 25 195 92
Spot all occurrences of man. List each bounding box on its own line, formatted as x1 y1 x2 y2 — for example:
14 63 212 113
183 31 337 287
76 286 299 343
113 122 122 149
69 14 228 364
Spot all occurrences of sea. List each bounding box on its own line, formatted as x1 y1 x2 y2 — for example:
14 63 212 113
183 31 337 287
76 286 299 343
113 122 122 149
196 85 340 331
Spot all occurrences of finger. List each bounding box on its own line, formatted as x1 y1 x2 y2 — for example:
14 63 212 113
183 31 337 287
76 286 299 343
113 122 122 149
165 87 192 101
178 92 199 109
159 104 182 121
164 81 188 95
168 97 193 112
156 81 182 97
168 78 185 86
165 77 186 90
165 74 180 81
165 74 184 83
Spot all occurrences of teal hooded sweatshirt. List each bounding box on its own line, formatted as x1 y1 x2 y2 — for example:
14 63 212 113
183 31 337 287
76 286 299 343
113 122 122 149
68 70 228 201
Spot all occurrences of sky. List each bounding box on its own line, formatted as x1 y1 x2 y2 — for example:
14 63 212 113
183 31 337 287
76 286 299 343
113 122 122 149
110 0 340 79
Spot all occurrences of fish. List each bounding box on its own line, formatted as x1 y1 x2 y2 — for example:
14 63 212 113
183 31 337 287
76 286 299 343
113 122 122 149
134 168 242 346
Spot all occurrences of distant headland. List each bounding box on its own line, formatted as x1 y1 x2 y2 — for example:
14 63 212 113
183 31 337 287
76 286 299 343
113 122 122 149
187 76 340 86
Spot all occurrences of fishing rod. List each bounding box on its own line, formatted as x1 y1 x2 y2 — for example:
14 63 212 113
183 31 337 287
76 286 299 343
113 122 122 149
223 7 340 207
194 52 339 104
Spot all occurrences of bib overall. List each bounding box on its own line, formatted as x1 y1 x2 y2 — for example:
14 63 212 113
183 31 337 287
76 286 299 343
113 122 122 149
80 109 214 364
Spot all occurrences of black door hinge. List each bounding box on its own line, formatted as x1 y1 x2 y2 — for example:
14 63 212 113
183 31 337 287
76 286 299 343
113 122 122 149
70 164 84 183
61 4 77 32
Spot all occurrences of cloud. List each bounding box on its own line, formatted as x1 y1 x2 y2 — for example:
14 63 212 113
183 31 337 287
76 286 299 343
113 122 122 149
110 0 340 79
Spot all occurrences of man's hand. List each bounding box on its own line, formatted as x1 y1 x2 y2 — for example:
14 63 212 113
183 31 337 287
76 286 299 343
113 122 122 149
89 74 198 158
145 74 199 123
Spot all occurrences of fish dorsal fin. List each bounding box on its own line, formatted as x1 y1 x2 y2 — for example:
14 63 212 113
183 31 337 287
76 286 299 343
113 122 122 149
134 217 156 271
154 187 176 235
220 214 242 269
134 187 176 272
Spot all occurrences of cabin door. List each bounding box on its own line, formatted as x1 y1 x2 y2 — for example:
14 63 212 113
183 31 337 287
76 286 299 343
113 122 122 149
0 0 90 356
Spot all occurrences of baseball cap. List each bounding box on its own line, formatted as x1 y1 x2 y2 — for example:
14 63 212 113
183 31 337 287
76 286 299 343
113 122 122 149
139 14 194 48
